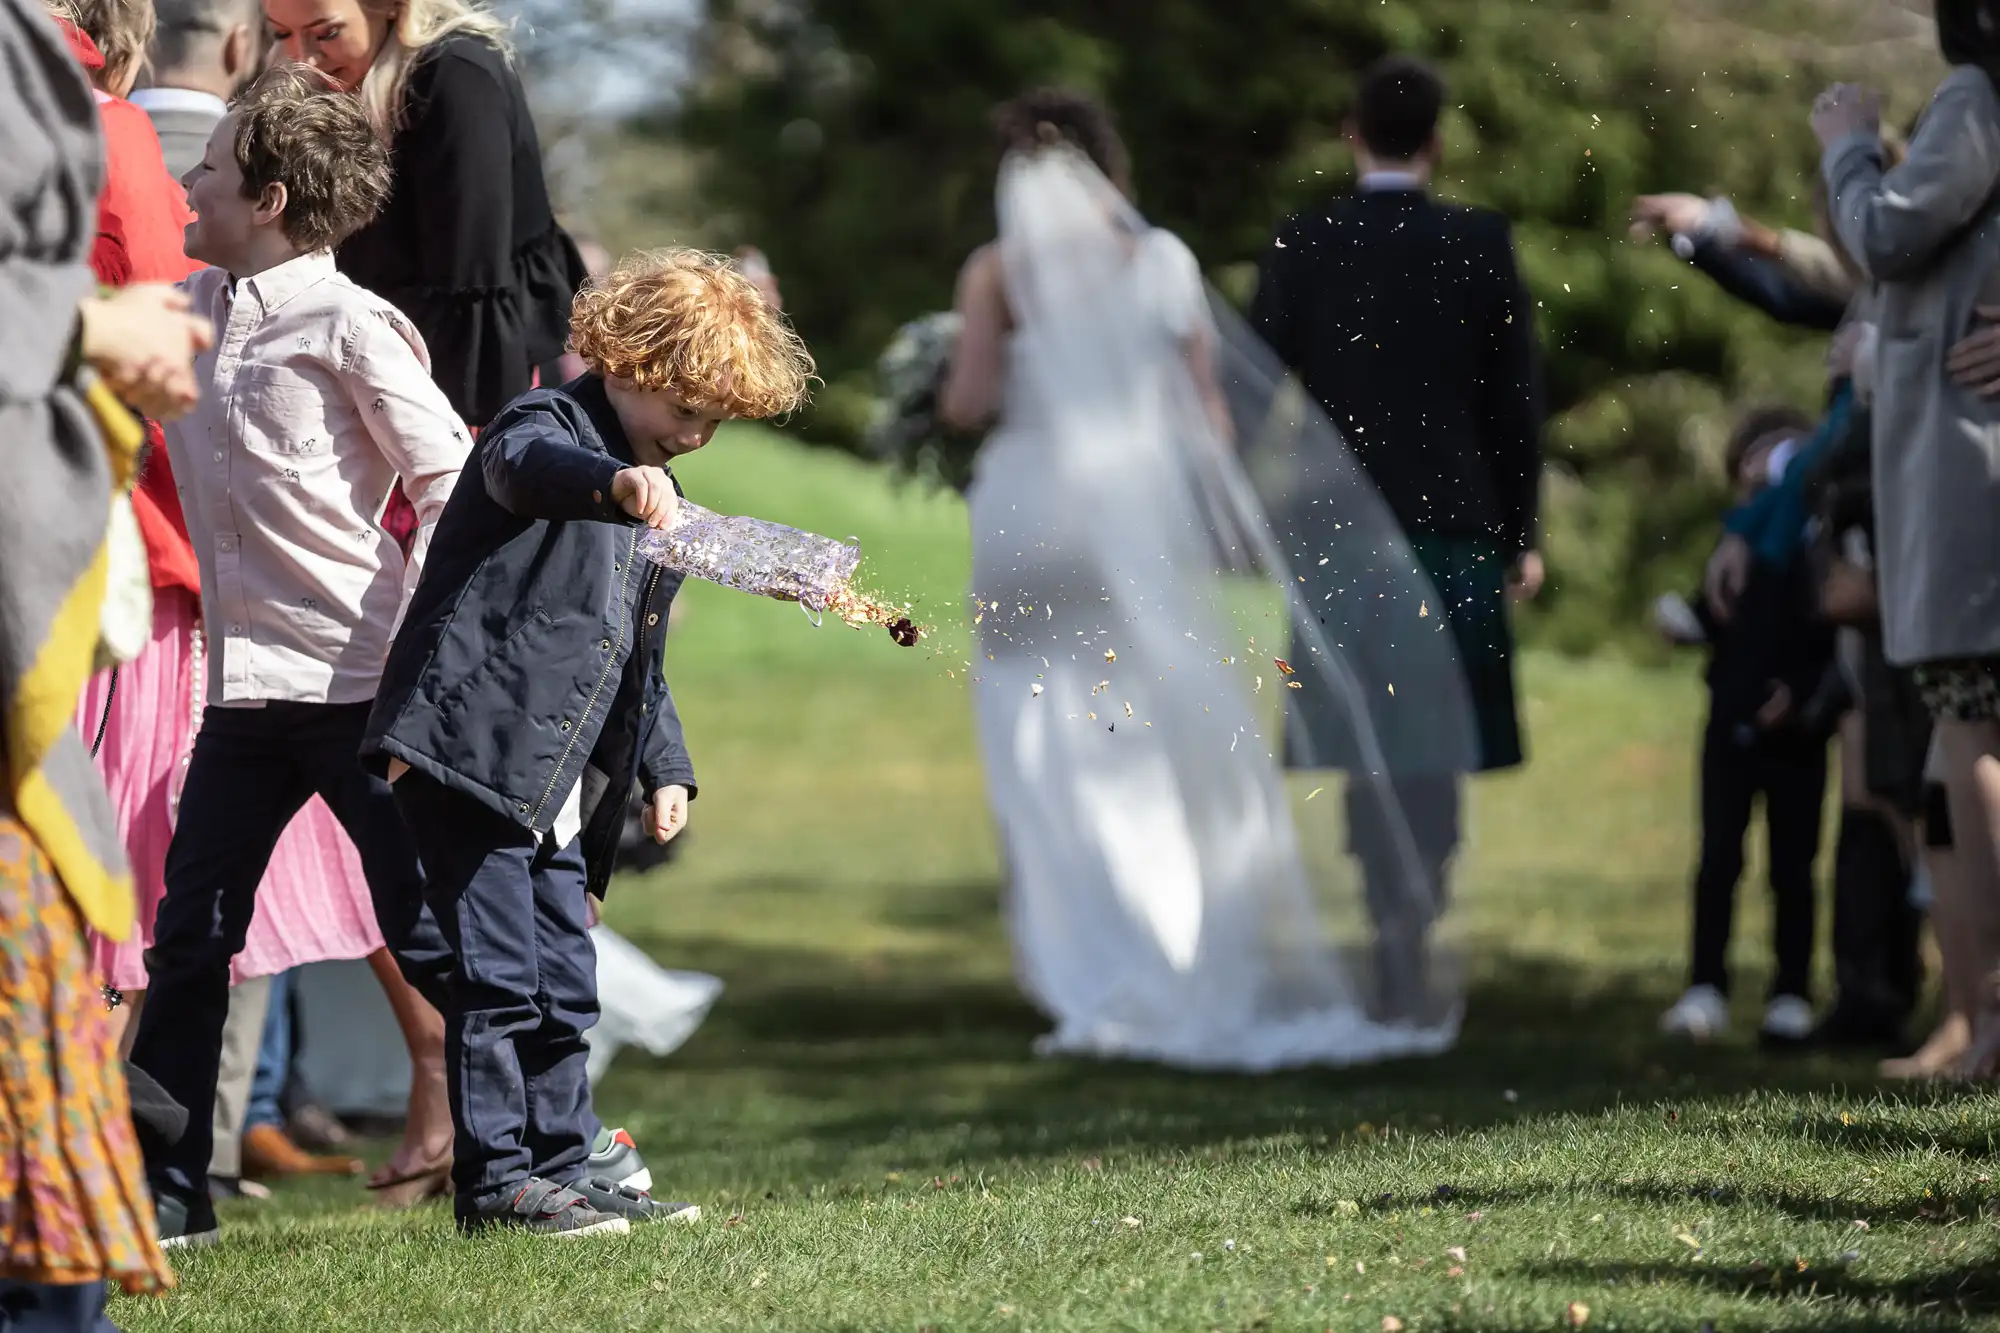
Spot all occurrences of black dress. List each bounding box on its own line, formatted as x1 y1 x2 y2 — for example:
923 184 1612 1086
337 33 586 428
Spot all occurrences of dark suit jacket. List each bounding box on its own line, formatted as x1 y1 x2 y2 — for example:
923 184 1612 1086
1249 188 1544 555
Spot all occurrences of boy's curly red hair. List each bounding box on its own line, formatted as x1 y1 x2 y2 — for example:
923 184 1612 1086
570 248 815 420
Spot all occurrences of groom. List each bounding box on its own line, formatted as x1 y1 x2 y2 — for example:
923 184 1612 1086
1249 54 1545 1013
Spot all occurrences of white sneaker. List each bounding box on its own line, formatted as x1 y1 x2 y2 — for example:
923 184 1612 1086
1660 984 1730 1039
1760 994 1815 1045
1653 593 1707 645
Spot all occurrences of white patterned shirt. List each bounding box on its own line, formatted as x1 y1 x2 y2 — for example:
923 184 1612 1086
166 252 469 705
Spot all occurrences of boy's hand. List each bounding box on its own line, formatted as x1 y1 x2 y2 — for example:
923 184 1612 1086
613 466 681 530
1704 534 1751 624
1756 682 1794 731
644 785 690 845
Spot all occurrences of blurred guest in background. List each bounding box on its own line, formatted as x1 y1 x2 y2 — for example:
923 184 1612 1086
1815 6 2000 1074
130 0 263 178
1656 406 1834 1045
262 0 589 427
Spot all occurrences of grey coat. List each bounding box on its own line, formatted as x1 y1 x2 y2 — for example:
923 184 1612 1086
0 0 135 922
1825 66 2000 666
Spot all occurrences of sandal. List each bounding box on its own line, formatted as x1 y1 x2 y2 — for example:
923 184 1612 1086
368 1147 453 1208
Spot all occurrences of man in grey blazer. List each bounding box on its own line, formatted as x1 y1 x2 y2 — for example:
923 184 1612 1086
130 0 261 179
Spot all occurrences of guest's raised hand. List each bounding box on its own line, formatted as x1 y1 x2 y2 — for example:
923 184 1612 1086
1947 306 2000 398
1811 84 1881 149
612 465 681 530
1628 193 1709 242
78 284 213 421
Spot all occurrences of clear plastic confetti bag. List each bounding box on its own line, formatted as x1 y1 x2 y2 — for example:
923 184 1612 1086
634 501 861 616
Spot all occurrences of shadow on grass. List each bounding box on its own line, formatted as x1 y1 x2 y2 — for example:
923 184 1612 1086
602 907 1962 1167
1293 1176 1999 1228
1521 1254 2000 1319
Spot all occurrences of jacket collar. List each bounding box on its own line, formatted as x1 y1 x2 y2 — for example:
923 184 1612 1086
569 373 637 467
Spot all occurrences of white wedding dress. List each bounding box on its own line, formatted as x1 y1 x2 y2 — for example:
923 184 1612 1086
966 149 1467 1072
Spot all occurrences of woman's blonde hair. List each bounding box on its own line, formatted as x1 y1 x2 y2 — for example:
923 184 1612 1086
355 0 513 140
570 249 817 420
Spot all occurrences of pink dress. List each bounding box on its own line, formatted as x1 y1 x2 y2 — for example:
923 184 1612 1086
81 587 385 991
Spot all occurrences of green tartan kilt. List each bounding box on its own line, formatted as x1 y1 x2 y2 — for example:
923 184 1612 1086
1283 535 1523 777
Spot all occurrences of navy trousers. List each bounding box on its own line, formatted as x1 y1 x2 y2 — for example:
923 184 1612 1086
0 1280 118 1332
392 773 598 1216
129 701 452 1204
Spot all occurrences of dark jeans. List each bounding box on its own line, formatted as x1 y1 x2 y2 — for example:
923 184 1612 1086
0 1280 118 1332
392 773 598 1215
1689 727 1827 1000
130 701 450 1204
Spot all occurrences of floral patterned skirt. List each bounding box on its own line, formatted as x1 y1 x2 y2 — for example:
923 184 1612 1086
0 815 172 1293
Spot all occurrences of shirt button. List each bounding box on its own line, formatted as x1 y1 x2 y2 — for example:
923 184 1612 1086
218 540 233 553
228 623 242 634
213 451 224 461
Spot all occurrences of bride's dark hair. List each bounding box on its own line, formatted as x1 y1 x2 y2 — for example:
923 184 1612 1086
991 88 1133 197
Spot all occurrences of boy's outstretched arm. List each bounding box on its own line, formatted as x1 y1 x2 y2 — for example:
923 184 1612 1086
481 406 636 525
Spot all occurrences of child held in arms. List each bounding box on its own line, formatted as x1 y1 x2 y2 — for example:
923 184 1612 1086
130 65 469 1247
363 249 814 1238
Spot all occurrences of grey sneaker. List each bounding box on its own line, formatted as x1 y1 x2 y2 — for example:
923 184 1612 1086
458 1178 630 1239
574 1175 700 1225
587 1125 651 1193
155 1191 219 1250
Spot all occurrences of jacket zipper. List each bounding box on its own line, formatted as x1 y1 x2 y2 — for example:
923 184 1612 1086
528 528 643 827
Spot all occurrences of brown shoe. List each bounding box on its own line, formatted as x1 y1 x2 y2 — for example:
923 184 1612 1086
242 1123 363 1180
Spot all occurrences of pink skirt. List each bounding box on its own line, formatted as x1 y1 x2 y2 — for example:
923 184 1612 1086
80 588 385 992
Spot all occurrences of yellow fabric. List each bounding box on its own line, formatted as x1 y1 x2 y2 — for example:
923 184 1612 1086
4 542 134 940
83 376 144 485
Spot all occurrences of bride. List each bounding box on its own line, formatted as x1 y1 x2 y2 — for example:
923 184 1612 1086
938 90 1477 1072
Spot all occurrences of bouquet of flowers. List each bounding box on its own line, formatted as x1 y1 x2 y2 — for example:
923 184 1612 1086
865 311 982 493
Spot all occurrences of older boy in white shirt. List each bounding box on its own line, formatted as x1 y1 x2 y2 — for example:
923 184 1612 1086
129 66 467 1248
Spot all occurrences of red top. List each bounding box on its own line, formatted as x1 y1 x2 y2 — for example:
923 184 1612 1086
58 18 204 597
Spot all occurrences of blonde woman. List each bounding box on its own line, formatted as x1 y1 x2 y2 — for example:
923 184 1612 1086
265 0 587 427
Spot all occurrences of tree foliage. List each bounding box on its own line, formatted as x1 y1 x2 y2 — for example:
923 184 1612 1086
656 0 1939 650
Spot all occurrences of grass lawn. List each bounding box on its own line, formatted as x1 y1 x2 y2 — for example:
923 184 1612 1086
115 428 2000 1333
